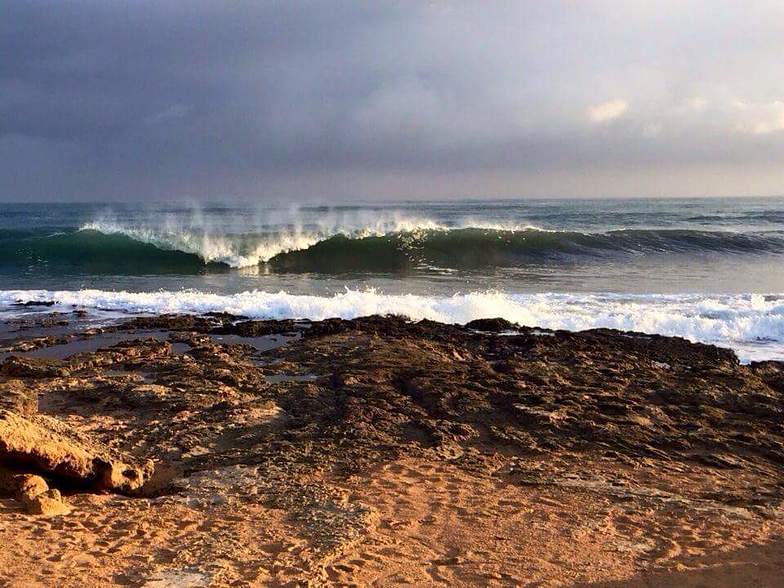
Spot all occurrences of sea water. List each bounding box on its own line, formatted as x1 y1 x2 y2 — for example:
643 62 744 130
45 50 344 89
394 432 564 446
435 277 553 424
1 198 783 361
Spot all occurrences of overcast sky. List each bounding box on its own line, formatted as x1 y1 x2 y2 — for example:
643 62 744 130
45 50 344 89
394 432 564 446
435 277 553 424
3 1 784 201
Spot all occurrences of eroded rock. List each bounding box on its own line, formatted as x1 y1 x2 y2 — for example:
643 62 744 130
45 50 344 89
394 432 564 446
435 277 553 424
0 409 153 492
23 488 71 516
0 379 37 415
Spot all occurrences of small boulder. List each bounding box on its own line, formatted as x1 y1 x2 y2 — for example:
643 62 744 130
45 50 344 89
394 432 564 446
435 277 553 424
23 488 71 516
16 474 49 500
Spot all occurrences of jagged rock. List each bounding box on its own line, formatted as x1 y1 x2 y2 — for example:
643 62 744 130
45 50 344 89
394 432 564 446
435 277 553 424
749 360 784 394
211 319 299 336
120 313 229 332
0 409 153 492
465 318 516 332
0 356 66 379
3 313 784 517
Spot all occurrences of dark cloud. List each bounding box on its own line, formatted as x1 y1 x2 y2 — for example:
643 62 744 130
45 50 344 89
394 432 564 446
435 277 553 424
2 1 784 201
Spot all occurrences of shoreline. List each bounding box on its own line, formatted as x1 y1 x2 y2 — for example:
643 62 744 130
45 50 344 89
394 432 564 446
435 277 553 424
1 313 782 586
3 289 784 365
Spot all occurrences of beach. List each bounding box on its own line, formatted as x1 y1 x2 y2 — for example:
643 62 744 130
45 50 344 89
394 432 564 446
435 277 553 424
1 311 782 586
6 1 784 584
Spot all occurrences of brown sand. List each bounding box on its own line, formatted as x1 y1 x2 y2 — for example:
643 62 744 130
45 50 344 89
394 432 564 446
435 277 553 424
0 314 782 586
0 454 781 587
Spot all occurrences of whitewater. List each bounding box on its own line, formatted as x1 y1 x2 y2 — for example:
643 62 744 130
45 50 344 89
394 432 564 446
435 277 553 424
2 289 784 362
2 198 784 361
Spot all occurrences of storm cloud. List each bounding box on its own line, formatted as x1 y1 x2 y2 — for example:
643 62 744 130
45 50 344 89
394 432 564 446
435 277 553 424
3 1 784 201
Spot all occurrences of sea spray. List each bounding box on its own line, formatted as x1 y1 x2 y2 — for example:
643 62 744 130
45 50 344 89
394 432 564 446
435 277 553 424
2 224 783 273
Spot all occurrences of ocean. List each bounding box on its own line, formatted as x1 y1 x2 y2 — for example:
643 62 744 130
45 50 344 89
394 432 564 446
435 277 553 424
1 197 783 362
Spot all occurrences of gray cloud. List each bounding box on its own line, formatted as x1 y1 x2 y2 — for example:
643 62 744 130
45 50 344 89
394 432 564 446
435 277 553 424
2 0 784 201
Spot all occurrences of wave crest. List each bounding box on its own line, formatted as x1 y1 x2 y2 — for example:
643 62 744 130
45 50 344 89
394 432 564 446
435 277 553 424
1 222 782 275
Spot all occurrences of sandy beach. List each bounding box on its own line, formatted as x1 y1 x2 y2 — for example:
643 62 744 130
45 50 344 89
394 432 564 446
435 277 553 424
6 1 784 585
0 312 781 586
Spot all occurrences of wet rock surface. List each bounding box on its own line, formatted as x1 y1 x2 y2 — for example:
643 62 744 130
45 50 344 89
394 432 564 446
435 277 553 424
0 314 782 586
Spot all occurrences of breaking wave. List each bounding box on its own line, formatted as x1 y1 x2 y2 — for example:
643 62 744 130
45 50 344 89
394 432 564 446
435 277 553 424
0 222 783 275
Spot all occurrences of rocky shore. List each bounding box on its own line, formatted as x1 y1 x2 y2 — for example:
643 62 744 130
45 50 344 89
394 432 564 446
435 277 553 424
0 312 782 587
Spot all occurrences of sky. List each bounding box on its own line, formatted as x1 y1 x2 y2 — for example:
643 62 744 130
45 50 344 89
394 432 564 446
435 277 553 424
3 0 784 202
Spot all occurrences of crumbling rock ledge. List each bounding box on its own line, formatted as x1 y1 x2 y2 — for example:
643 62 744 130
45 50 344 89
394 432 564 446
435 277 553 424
0 409 152 493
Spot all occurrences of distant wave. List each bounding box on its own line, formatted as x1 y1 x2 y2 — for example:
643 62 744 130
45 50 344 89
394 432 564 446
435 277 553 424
3 289 784 362
1 223 783 275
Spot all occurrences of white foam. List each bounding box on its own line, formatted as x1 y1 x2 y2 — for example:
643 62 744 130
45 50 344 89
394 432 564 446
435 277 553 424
2 289 784 362
79 221 321 267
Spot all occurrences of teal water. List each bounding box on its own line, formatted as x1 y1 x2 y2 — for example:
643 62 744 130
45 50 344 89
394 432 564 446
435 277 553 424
1 198 783 361
1 198 783 294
